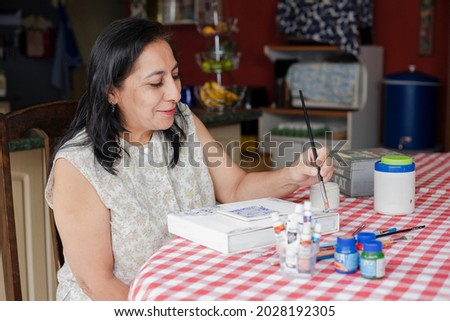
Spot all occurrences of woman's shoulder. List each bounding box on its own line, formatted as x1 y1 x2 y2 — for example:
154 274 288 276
56 129 92 159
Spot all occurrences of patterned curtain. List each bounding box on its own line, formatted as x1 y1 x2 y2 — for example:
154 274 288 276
276 0 373 55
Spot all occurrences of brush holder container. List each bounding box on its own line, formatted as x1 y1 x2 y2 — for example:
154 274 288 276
310 182 340 210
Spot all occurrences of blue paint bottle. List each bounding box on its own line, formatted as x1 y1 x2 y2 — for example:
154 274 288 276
334 235 358 274
356 232 376 265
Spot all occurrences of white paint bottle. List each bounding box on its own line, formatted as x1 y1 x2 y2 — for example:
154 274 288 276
374 155 415 215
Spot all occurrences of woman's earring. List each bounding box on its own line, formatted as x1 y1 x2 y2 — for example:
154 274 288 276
110 104 116 113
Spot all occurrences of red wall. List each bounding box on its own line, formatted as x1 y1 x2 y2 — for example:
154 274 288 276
168 0 282 91
169 0 449 146
373 0 449 147
374 0 448 76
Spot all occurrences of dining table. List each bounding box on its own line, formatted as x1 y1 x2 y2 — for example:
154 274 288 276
128 152 450 301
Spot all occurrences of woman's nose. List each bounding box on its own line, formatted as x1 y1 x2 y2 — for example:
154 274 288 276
166 78 182 102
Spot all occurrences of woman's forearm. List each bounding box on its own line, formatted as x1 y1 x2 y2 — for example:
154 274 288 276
78 274 130 301
230 153 333 202
231 167 302 201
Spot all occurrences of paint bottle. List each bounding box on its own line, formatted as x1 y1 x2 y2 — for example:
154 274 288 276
312 222 322 246
310 222 323 266
356 232 376 256
334 235 358 274
271 212 286 263
294 203 304 235
283 212 299 275
374 155 415 215
356 231 376 267
303 201 312 224
360 240 385 279
297 222 312 274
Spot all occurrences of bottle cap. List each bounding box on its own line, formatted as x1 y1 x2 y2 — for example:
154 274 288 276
357 231 376 244
363 240 383 252
337 235 356 247
375 160 415 173
271 212 280 222
381 155 413 165
314 222 322 234
304 201 312 210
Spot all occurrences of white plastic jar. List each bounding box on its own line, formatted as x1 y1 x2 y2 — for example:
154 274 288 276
374 155 415 215
310 182 340 210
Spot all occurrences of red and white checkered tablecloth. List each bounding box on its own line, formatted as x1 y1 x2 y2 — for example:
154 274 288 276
128 153 450 301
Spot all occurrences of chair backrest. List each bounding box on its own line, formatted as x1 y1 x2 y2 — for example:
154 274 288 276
0 100 77 300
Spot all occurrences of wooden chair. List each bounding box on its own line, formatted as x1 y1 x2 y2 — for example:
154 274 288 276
0 100 77 300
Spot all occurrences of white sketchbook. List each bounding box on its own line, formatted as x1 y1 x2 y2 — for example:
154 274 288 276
168 197 339 254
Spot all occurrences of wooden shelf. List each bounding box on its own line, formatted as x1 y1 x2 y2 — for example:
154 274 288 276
261 46 383 155
264 45 340 62
262 107 348 118
265 45 339 52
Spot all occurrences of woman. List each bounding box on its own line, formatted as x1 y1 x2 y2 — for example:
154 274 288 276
45 17 333 300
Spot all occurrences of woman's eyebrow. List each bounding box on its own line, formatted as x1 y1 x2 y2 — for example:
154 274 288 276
143 70 165 79
143 63 179 79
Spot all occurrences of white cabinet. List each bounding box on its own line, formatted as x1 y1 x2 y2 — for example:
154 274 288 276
259 45 383 168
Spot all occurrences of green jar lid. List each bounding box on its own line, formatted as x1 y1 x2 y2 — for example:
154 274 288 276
381 155 413 165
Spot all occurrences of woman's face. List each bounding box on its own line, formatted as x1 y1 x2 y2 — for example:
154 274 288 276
109 39 181 143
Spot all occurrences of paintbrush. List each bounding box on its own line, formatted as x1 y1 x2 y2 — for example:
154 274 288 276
374 227 397 236
318 224 366 249
381 234 414 247
299 90 330 211
313 235 415 263
352 223 366 237
375 225 425 238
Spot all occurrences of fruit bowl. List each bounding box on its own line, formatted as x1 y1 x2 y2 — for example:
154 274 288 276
197 18 239 37
194 82 246 113
195 51 241 73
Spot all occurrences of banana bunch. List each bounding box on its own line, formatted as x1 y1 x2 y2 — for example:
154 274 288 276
199 81 239 109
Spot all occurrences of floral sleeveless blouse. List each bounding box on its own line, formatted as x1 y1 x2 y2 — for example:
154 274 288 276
45 104 216 300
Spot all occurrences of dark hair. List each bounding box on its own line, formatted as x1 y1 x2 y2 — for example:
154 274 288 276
56 18 186 174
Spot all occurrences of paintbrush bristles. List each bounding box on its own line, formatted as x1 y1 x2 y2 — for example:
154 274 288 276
382 235 414 247
391 235 414 242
